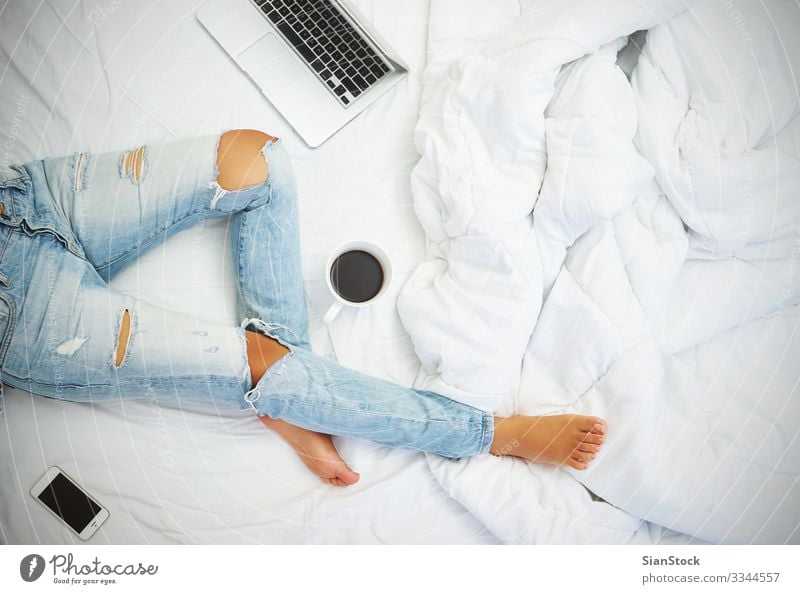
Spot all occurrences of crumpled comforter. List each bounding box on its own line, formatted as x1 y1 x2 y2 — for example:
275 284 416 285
397 0 800 544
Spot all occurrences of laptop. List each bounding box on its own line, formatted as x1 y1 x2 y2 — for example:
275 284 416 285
197 0 409 147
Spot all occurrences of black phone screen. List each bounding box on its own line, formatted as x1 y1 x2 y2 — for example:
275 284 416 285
38 473 101 533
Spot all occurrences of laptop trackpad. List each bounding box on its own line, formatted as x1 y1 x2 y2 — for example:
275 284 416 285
238 33 307 91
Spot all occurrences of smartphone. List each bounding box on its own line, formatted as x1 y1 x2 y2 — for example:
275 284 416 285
30 467 109 540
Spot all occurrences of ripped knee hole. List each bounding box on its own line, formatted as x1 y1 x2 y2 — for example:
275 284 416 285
215 129 276 191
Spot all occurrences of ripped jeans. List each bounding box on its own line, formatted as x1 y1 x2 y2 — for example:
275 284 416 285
0 134 493 459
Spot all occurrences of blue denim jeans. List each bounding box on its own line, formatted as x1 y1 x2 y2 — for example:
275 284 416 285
0 134 492 459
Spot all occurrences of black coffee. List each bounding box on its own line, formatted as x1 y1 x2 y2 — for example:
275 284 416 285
330 250 384 303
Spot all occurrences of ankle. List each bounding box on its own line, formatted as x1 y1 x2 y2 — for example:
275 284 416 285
489 417 521 457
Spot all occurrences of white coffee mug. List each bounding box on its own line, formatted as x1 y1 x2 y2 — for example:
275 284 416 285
323 240 393 324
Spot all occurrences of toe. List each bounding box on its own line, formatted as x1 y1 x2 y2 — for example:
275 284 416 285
589 418 607 434
567 458 589 471
581 433 604 445
578 443 600 454
336 465 361 486
571 450 595 463
579 416 606 433
322 475 353 488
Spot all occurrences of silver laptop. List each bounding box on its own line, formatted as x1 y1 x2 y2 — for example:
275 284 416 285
197 0 409 147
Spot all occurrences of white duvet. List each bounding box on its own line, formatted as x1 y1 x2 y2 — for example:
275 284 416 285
399 0 800 544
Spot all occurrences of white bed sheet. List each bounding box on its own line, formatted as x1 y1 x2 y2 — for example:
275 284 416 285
0 0 497 544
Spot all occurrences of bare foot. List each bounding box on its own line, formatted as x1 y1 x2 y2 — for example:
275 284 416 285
490 415 607 470
259 417 360 487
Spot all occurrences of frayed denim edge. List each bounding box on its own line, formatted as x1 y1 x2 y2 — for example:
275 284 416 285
237 326 253 396
480 411 495 455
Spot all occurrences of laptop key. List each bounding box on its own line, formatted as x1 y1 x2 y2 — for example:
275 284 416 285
341 77 359 95
333 85 347 96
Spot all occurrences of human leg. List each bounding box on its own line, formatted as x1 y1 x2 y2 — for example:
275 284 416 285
35 133 269 281
241 334 607 465
224 132 310 349
32 128 302 349
246 328 359 485
0 229 253 411
215 130 360 483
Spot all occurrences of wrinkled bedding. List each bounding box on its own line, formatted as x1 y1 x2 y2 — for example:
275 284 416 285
400 0 800 544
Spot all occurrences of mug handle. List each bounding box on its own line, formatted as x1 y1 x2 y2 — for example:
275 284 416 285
323 301 344 325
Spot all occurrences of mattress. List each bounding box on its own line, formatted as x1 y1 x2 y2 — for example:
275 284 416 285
0 0 498 544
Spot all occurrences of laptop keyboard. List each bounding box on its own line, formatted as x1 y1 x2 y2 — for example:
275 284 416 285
253 0 393 106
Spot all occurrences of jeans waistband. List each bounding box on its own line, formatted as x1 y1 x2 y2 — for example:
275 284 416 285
0 164 32 225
